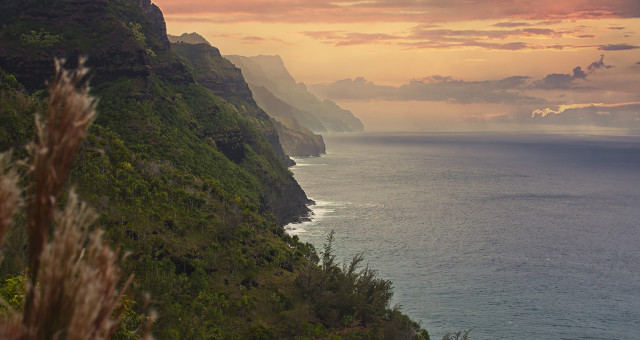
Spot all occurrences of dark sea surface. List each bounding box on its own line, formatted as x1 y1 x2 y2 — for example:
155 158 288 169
285 133 640 340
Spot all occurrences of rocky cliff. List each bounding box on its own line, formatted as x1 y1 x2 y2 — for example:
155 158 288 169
170 34 325 158
272 118 326 157
0 0 309 225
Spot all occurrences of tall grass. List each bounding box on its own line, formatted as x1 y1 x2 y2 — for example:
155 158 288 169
0 59 150 339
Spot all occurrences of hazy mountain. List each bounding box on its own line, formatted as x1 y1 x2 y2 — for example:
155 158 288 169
226 54 365 133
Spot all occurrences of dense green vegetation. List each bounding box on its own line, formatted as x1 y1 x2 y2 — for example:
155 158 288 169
0 0 430 338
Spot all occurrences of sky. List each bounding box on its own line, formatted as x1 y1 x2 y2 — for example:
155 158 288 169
153 0 640 133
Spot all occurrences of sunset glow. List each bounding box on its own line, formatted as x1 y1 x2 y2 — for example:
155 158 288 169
153 0 640 133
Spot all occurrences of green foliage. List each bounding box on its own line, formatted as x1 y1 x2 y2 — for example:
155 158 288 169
0 68 40 156
19 28 62 48
296 231 428 338
0 272 25 313
126 22 146 46
0 73 20 90
0 1 429 338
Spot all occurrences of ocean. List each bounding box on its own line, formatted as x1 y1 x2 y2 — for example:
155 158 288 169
285 132 640 339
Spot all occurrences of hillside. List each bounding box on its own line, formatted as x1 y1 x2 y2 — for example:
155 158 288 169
226 54 365 133
167 34 325 157
0 0 427 338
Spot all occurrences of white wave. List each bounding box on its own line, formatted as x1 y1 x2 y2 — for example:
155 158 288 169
284 198 348 235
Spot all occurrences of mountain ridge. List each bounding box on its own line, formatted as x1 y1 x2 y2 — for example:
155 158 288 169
226 54 365 133
169 33 327 157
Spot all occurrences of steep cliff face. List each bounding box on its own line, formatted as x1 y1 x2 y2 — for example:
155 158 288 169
272 118 326 157
169 41 254 100
168 40 297 167
169 37 324 160
0 0 309 225
226 54 365 133
0 0 168 91
250 84 327 133
0 1 429 338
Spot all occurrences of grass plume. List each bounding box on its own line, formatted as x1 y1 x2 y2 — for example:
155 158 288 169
0 59 146 339
0 151 21 246
26 57 96 284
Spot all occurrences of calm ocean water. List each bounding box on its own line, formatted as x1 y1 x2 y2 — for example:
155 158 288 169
286 133 640 339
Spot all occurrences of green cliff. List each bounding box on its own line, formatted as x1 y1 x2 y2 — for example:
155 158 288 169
0 0 427 338
169 33 326 157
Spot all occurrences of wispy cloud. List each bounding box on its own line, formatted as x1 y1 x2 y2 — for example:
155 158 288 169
532 55 613 89
532 102 640 117
302 25 595 51
309 75 542 105
155 0 640 23
493 22 531 28
310 56 617 105
598 43 640 50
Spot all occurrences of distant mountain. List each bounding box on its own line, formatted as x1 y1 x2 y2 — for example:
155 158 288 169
169 33 326 157
226 55 365 133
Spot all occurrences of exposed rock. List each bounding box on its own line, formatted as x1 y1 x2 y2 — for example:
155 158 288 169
272 118 326 157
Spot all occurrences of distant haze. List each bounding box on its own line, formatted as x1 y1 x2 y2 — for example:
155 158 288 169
154 0 640 134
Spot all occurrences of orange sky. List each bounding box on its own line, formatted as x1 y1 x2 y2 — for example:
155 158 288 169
153 0 640 133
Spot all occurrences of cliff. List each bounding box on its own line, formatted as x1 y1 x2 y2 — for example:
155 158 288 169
168 40 300 167
0 0 314 336
0 1 428 338
226 54 365 133
272 118 326 157
0 0 309 225
170 33 326 158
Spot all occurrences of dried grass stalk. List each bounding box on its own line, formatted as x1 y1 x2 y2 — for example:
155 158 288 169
28 191 121 340
0 58 152 339
0 151 21 246
0 313 24 340
26 57 96 280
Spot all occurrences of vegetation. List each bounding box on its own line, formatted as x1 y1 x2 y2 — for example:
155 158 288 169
0 59 148 340
0 0 432 338
20 29 62 49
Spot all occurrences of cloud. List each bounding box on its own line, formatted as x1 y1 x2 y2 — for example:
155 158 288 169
493 22 531 27
531 103 602 117
528 102 640 131
598 44 640 50
301 31 401 46
309 75 541 105
531 102 640 117
588 55 614 72
302 26 588 51
534 67 587 89
533 55 612 89
154 0 640 23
